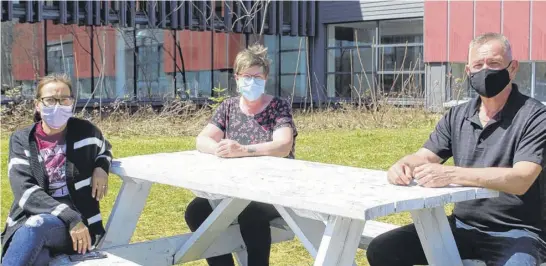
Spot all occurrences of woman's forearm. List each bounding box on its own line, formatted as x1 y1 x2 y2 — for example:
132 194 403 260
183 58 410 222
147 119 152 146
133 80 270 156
242 141 292 157
196 136 219 154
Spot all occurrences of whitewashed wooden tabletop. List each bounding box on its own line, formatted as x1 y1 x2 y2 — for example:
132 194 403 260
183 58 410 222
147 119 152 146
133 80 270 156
111 151 499 221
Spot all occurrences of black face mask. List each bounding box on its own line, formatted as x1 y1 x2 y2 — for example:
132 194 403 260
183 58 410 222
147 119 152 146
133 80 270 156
468 61 513 98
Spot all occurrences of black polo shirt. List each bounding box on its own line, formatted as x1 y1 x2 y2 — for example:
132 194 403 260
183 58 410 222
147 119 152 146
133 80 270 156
424 84 546 236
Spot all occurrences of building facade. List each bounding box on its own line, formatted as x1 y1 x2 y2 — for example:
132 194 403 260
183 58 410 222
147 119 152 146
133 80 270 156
2 0 545 109
424 0 546 109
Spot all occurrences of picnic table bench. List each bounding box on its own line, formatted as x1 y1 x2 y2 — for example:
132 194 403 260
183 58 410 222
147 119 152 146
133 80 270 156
50 151 498 266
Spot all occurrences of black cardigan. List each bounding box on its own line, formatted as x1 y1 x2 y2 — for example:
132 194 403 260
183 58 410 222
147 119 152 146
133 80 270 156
1 118 113 256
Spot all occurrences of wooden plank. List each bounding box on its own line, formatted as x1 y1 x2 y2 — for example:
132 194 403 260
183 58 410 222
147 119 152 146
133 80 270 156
276 206 326 257
292 208 330 221
410 207 463 266
314 216 365 266
173 197 251 263
111 152 498 222
234 248 248 266
51 224 294 266
50 253 140 266
191 189 227 200
206 197 247 266
100 177 152 248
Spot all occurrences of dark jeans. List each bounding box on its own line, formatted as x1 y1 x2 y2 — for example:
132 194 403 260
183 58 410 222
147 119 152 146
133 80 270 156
184 197 280 266
366 217 546 266
3 214 72 266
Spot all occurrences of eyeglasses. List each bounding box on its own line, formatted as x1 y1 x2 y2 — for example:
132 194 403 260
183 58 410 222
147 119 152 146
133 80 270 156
238 73 266 80
39 96 74 107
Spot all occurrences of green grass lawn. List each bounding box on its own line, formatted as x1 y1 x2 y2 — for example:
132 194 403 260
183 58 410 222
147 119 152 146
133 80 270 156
1 127 443 265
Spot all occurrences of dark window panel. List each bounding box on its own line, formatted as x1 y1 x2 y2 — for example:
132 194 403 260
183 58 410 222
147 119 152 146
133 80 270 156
535 62 546 102
280 51 306 74
378 46 423 72
514 62 532 97
377 73 424 95
280 74 307 98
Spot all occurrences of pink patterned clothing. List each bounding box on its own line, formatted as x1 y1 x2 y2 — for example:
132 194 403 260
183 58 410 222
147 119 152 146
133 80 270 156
35 122 69 198
210 96 298 158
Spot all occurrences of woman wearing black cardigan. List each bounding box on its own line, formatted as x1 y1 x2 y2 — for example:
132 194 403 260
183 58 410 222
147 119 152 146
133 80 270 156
1 73 113 266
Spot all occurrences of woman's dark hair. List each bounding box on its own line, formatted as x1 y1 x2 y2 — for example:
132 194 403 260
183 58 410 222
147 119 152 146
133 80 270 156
34 73 73 122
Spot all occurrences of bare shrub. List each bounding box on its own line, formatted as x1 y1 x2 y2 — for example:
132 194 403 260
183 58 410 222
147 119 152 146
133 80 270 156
1 98 440 138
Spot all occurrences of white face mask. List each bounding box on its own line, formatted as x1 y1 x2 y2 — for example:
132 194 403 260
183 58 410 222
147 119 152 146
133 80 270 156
40 104 73 129
238 77 265 101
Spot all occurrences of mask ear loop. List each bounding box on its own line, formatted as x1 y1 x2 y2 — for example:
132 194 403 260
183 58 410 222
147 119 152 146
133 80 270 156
505 61 515 83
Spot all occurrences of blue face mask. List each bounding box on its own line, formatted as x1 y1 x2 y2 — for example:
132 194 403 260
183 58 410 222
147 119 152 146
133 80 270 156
238 77 265 101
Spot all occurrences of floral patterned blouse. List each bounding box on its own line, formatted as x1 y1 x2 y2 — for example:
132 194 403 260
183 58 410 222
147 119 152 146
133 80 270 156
210 96 298 158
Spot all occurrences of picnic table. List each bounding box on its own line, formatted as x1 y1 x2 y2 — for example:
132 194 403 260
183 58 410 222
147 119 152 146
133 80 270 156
50 150 498 266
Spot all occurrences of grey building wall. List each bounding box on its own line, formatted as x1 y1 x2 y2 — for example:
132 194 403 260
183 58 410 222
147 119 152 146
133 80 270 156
319 0 424 23
310 0 425 104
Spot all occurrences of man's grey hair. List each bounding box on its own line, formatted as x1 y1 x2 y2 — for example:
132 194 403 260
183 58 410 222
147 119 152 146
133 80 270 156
468 32 513 61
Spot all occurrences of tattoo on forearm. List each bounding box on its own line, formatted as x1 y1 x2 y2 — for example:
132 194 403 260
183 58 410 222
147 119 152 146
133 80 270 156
247 146 256 153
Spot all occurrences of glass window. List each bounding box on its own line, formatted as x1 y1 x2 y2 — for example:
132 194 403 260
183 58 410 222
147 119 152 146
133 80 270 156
247 35 279 95
280 36 304 50
280 51 306 74
378 73 424 95
328 48 374 73
534 62 546 102
326 18 424 99
327 73 374 98
281 74 306 98
327 74 353 98
353 73 374 95
45 23 92 100
379 18 423 44
514 62 532 97
134 28 172 99
92 26 119 99
219 34 307 99
279 36 308 99
264 35 278 95
448 63 474 100
177 71 212 98
47 42 75 80
327 21 376 48
213 70 232 94
379 46 423 71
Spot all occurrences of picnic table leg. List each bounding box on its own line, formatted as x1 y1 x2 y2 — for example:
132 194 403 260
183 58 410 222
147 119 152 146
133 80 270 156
207 199 248 266
174 198 251 264
410 207 463 266
275 206 326 257
314 216 365 266
100 177 152 248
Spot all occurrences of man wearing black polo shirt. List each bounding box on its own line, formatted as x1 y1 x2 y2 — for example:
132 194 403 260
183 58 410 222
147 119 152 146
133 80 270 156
367 32 546 266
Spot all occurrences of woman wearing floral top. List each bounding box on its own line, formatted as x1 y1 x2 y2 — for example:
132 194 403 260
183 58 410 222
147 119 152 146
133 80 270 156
184 44 297 266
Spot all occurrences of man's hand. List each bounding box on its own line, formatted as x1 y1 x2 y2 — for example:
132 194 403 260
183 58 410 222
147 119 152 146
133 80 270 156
91 167 108 201
414 163 454 187
215 139 245 158
387 162 413 185
70 222 92 254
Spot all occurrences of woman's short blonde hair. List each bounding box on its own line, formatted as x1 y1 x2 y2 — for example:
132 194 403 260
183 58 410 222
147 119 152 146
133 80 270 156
233 44 270 77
